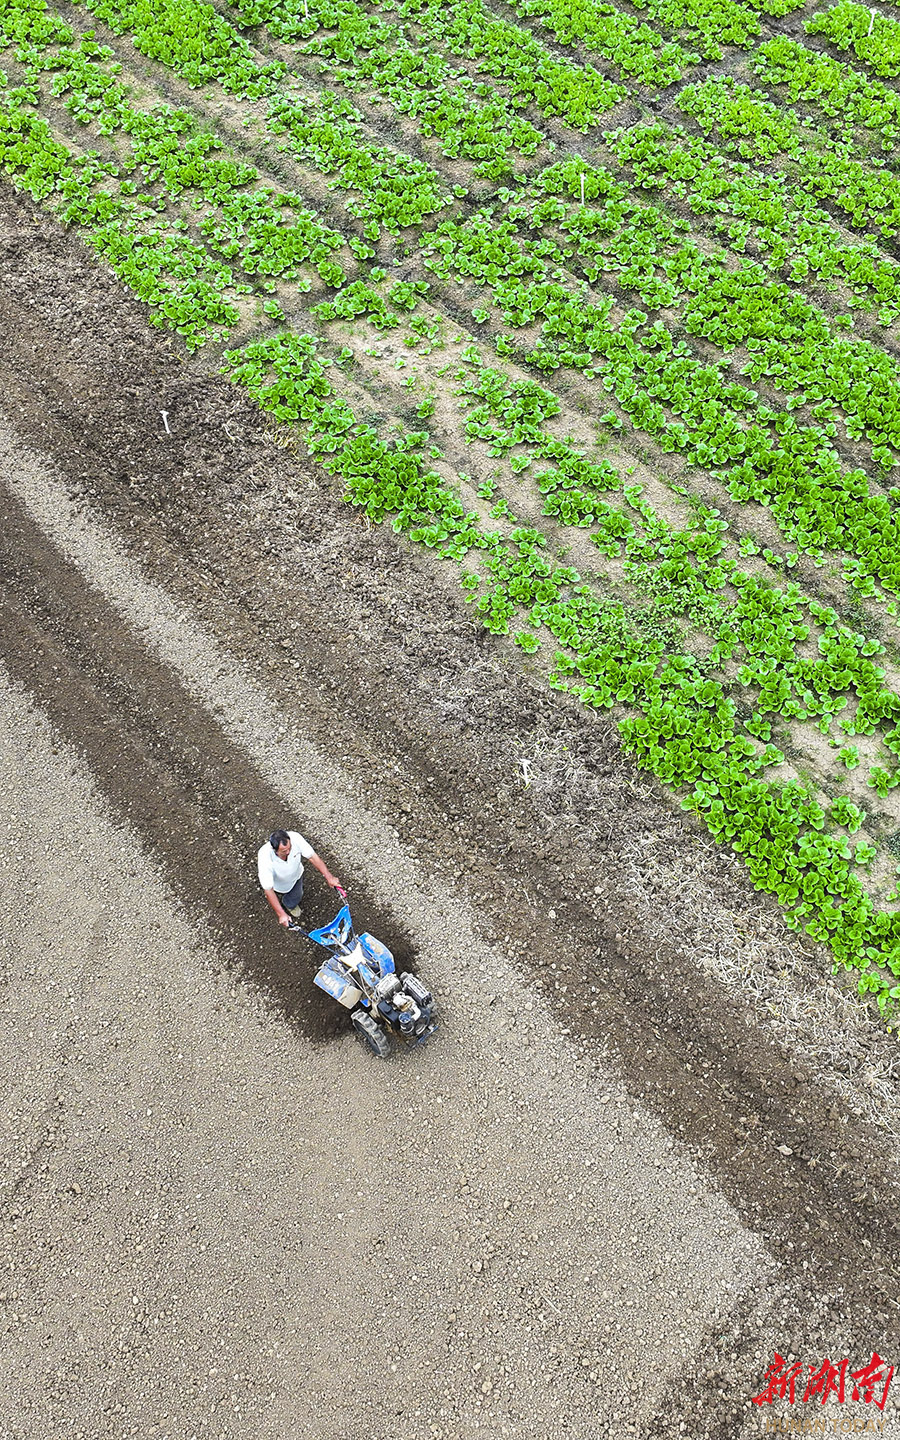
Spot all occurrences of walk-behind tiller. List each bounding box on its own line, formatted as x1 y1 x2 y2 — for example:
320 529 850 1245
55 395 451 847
289 893 437 1058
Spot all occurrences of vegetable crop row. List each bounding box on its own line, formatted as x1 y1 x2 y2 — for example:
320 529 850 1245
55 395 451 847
451 349 900 808
2 0 353 293
71 0 455 235
677 75 900 240
266 89 454 235
0 0 254 348
392 0 626 132
420 208 900 596
751 35 900 148
25 1 900 725
72 0 281 94
624 0 760 59
509 160 900 467
18 1 900 642
806 1 900 80
0 90 243 346
628 0 805 58
237 0 798 85
606 122 900 327
506 0 695 90
237 0 626 134
231 0 545 182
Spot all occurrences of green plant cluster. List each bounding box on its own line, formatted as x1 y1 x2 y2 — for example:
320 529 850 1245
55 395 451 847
513 166 721 307
0 94 241 344
224 330 483 544
794 144 900 242
223 330 340 417
233 0 544 182
73 0 282 95
455 360 560 454
678 73 798 159
311 275 428 327
36 38 130 129
676 76 900 239
422 211 550 293
606 123 900 324
626 0 806 55
452 356 900 1003
628 0 761 58
0 0 71 48
455 361 634 531
510 160 900 466
73 0 453 237
625 718 898 1000
39 46 348 279
421 211 900 593
267 90 453 236
200 189 346 282
451 353 900 748
680 271 900 465
510 0 696 88
81 202 242 340
806 1 900 79
751 36 900 147
396 0 626 131
228 0 342 37
1 0 351 299
117 110 253 200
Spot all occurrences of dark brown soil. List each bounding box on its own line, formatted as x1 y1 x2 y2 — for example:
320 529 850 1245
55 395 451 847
1 183 898 1435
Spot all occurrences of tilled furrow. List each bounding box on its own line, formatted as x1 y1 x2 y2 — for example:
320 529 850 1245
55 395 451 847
0 481 416 1035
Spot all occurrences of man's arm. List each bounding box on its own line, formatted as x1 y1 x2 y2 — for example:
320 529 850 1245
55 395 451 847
263 887 292 927
307 852 343 890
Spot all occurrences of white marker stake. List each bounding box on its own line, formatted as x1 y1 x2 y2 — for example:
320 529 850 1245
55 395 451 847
869 7 876 35
580 172 585 207
161 410 171 435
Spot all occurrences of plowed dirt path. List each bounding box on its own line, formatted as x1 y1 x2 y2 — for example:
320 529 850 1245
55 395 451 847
1 185 899 1438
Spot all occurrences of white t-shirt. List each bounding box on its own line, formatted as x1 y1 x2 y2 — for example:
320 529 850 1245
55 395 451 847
257 831 315 893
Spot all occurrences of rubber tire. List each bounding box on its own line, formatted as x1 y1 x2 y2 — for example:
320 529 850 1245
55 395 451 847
351 1010 393 1058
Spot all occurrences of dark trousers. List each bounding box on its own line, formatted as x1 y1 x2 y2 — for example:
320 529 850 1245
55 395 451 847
277 875 304 910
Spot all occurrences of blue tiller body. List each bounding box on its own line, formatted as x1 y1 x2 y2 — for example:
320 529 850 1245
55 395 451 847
292 903 437 1057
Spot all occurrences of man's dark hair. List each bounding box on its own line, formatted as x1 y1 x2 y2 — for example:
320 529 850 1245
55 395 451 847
269 829 290 851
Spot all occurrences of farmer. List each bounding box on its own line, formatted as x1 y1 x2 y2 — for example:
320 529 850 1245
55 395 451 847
258 828 343 927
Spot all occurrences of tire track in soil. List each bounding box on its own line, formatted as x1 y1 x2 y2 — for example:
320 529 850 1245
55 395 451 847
1 186 900 1430
0 482 417 1040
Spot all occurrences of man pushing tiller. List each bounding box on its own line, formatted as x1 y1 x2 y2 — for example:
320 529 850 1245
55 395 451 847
256 827 436 1057
257 828 343 928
